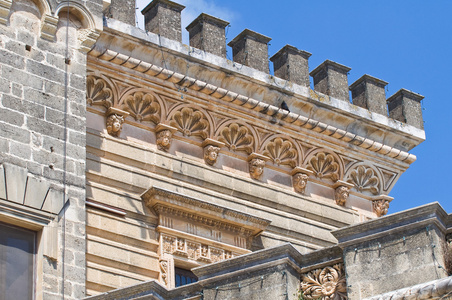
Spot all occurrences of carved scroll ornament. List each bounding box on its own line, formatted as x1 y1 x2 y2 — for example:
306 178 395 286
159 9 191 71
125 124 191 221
300 263 347 300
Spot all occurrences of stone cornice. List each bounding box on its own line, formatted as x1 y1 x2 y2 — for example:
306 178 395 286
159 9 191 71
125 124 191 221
332 202 448 248
88 22 422 165
141 186 271 236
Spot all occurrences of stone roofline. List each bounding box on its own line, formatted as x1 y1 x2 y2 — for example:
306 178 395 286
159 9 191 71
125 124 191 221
89 18 423 161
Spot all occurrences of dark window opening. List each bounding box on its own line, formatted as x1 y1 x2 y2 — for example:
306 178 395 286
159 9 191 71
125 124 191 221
175 267 197 287
0 222 35 300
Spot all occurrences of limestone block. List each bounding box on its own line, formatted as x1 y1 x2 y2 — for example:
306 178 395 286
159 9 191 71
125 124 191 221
24 176 50 209
42 189 65 214
4 163 28 204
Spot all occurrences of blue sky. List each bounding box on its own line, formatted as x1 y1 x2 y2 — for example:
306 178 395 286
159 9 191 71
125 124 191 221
135 0 452 214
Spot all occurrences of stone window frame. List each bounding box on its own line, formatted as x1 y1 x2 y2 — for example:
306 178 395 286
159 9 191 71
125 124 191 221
0 163 66 299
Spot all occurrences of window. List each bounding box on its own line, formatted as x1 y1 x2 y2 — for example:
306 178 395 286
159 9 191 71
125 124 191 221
0 222 35 300
175 267 197 287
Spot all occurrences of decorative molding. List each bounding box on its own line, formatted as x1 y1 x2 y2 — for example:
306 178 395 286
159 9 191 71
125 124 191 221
0 0 11 25
87 75 114 108
300 263 347 300
346 164 381 195
122 90 161 124
40 14 59 41
87 48 417 164
141 186 272 235
169 106 209 139
218 122 254 154
161 233 240 264
307 152 341 182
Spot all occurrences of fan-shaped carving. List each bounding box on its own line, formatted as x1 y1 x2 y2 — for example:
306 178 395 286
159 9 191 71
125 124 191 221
307 152 339 181
170 107 209 139
347 165 380 195
300 264 347 300
263 137 297 168
218 123 254 154
122 91 160 124
86 76 113 107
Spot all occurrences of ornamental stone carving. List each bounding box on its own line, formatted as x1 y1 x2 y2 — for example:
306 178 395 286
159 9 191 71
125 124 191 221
170 106 209 139
292 167 313 194
300 263 347 300
204 145 221 166
106 114 125 137
333 181 353 206
262 137 297 168
307 152 340 182
105 108 129 137
347 165 380 195
86 76 113 107
156 124 177 152
372 196 392 217
218 122 254 154
248 153 268 180
122 91 160 124
159 260 169 287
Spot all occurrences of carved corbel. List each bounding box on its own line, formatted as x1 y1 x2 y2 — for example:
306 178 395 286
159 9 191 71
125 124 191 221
372 195 393 217
333 181 354 206
0 0 12 25
78 28 101 53
291 167 313 194
155 124 177 152
202 138 225 166
40 14 59 41
105 108 129 137
247 153 269 180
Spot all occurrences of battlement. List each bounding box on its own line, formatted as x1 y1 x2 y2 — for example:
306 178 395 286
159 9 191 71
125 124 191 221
103 0 425 132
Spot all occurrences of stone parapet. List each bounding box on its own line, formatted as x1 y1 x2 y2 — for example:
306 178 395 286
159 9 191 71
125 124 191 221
142 0 185 42
228 29 272 73
186 13 229 58
350 74 388 116
106 0 136 26
333 202 450 300
310 59 351 101
387 88 425 129
270 44 311 87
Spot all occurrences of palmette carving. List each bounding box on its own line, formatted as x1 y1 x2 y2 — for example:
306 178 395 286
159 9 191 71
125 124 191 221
123 91 160 124
86 76 113 107
263 137 297 168
218 123 254 154
170 107 209 139
300 264 347 300
307 153 340 181
348 165 380 195
372 199 390 217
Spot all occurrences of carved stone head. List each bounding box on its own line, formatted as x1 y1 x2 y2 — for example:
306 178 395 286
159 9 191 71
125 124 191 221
106 114 125 137
204 145 220 165
249 158 265 180
293 173 309 194
156 130 173 151
373 199 390 217
335 185 350 206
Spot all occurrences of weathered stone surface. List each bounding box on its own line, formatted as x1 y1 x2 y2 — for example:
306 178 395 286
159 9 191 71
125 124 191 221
142 0 185 42
310 59 351 101
350 74 388 116
387 88 424 129
270 44 311 87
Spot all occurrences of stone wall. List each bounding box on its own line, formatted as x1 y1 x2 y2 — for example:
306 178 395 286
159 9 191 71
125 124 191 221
0 0 102 298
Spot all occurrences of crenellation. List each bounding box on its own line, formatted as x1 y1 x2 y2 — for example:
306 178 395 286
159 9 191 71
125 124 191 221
270 44 311 87
228 28 272 73
350 74 388 116
387 88 424 129
142 0 185 42
310 59 351 101
186 13 229 58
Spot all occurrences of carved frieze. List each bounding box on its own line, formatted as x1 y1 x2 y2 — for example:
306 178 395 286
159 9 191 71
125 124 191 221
87 76 113 107
161 233 238 264
122 90 161 124
300 263 347 300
